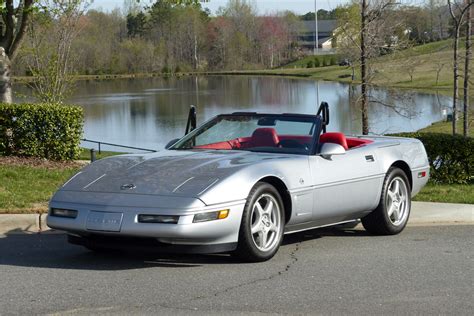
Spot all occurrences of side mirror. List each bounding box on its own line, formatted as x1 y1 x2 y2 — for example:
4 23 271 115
165 138 180 149
319 143 346 159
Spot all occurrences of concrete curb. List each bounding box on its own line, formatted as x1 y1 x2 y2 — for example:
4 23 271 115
0 214 48 234
408 201 473 226
0 202 472 235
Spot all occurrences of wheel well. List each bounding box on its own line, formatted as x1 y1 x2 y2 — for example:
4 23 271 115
391 161 413 191
258 176 292 224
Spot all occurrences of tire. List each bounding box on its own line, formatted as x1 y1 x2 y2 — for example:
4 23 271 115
234 182 285 262
362 167 411 235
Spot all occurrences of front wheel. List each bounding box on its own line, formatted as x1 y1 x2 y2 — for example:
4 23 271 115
234 182 285 262
362 167 411 235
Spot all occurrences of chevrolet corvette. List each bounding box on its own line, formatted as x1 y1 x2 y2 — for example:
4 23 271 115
47 103 430 262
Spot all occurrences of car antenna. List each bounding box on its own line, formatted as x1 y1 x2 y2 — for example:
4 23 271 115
185 105 197 135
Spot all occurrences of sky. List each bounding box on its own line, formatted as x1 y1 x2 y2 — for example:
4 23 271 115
89 0 352 15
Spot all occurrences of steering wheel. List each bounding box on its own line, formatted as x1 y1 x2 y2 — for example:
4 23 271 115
278 139 309 151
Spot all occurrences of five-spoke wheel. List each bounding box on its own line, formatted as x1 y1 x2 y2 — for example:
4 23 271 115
386 177 409 226
250 194 282 252
362 167 411 235
235 182 285 262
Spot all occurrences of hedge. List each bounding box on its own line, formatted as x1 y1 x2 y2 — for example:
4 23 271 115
0 103 84 161
391 132 473 184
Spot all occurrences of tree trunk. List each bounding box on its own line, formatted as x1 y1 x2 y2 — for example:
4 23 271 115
360 0 369 135
463 4 472 137
0 49 12 103
452 24 461 135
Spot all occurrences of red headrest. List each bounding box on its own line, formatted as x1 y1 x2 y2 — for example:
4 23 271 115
249 128 280 148
319 132 348 150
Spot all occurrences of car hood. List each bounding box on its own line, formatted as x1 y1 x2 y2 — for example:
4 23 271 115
61 150 289 198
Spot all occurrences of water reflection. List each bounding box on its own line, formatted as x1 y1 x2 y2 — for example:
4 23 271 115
13 76 450 151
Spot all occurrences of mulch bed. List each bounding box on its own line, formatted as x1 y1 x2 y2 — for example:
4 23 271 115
0 156 86 170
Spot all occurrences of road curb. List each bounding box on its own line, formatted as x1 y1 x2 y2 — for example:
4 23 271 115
0 214 48 234
0 202 472 235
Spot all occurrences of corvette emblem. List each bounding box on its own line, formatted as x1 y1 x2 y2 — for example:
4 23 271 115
120 183 136 190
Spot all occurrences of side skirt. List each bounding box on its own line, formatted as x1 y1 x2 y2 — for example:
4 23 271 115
284 219 361 235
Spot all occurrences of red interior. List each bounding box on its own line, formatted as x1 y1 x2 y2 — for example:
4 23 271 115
194 128 373 151
319 132 349 150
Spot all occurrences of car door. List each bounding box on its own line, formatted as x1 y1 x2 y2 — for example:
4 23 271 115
308 145 384 225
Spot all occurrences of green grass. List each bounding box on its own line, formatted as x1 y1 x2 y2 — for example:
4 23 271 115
0 164 80 213
224 39 472 97
414 183 474 204
78 148 124 161
417 114 474 137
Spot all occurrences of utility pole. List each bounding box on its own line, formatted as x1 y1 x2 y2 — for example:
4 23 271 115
314 0 319 55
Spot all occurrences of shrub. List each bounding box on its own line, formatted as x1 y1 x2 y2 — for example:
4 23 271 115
314 58 320 67
330 57 337 66
161 65 170 74
324 58 331 67
0 103 84 161
390 132 473 184
175 65 182 73
306 60 314 68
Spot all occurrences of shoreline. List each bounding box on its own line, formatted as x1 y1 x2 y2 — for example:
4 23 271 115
12 69 464 99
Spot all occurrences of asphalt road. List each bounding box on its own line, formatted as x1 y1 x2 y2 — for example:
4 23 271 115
0 225 472 315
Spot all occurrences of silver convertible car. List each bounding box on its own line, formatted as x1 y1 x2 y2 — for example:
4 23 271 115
47 103 430 262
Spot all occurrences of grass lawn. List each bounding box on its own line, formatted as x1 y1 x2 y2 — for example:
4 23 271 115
226 40 472 97
78 148 125 161
418 115 474 137
0 160 81 214
414 183 474 204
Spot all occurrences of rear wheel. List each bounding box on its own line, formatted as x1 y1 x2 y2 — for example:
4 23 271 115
234 182 285 262
362 167 411 235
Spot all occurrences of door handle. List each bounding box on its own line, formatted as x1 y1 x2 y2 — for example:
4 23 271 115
365 155 375 162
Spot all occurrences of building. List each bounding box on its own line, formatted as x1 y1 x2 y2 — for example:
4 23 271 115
298 20 337 54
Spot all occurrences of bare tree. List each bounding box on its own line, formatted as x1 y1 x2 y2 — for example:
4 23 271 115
27 0 90 103
435 61 445 85
0 0 35 103
360 0 402 134
447 0 473 135
462 2 472 137
360 0 369 134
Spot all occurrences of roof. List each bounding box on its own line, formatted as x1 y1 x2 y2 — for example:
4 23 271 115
299 20 337 34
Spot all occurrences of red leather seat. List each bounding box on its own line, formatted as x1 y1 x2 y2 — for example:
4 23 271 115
319 132 348 150
248 128 280 148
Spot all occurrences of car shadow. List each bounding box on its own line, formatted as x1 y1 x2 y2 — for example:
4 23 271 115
0 225 370 271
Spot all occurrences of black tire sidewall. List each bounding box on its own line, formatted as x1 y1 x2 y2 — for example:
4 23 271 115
237 182 285 261
379 168 411 234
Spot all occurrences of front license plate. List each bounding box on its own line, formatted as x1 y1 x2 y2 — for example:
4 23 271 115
86 211 123 232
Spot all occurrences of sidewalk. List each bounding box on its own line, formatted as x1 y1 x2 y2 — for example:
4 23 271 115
0 202 472 235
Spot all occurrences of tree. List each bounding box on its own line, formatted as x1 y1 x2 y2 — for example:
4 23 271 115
27 0 90 103
336 0 403 134
258 16 288 68
462 2 472 137
127 11 147 38
0 0 35 103
447 0 473 135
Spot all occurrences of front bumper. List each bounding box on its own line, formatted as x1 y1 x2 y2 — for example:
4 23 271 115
68 234 238 254
47 192 246 247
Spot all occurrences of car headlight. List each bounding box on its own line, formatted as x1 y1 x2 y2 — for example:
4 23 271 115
50 208 78 218
137 214 179 224
193 209 229 223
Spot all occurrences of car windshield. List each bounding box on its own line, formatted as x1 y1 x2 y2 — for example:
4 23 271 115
170 114 319 155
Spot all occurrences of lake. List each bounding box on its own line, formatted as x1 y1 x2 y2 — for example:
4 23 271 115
14 76 450 152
